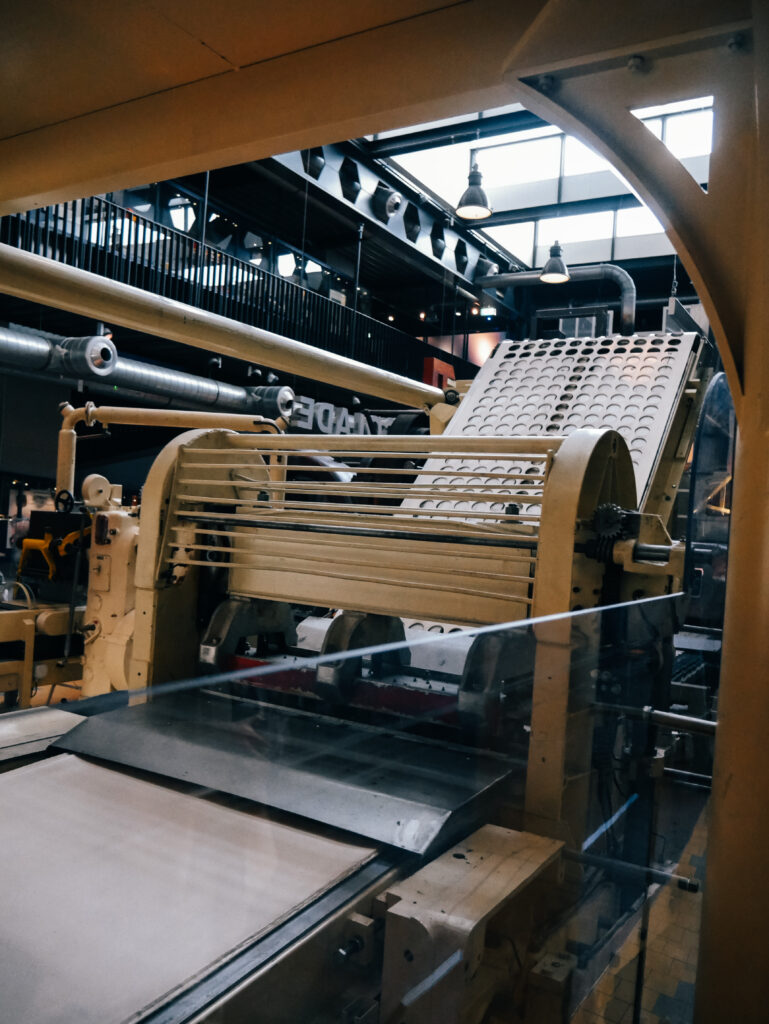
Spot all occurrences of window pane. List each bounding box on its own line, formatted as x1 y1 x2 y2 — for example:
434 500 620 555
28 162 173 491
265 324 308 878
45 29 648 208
396 149 470 210
563 137 610 175
169 207 187 231
665 110 713 158
394 128 561 208
633 95 713 119
478 136 562 186
486 222 535 264
641 117 663 140
616 206 664 237
539 211 614 245
277 253 296 277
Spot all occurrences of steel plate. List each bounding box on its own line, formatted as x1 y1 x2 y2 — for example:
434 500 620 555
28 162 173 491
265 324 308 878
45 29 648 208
58 691 518 855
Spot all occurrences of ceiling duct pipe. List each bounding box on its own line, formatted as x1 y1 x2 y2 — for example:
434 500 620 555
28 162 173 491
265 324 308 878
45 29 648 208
0 324 295 418
0 243 444 408
476 263 637 334
0 325 116 377
105 356 294 418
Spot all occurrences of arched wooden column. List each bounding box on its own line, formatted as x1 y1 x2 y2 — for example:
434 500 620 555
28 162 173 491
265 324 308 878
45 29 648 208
502 3 768 1019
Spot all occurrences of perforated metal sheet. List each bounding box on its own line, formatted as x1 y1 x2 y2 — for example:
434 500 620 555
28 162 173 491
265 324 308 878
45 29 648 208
444 333 700 506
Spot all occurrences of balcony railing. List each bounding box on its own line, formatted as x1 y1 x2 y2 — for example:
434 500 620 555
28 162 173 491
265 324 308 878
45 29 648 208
0 197 473 385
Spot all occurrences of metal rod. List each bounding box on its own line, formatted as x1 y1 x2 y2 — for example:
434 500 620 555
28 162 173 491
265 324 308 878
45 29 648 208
663 767 713 789
353 223 363 316
221 434 560 452
56 403 281 494
171 523 539 559
194 171 210 308
595 701 717 737
634 542 673 562
177 463 546 479
177 493 539 518
175 511 540 548
563 849 699 892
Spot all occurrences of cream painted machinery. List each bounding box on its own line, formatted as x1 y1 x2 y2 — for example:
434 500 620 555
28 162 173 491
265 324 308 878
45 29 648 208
0 330 712 1024
80 331 705 693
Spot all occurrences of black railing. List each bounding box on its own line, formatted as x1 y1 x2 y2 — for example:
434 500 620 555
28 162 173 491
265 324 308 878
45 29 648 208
0 198 473 384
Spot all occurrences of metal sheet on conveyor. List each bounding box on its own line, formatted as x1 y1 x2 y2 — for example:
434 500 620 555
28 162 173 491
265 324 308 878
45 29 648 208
0 754 376 1024
58 691 518 856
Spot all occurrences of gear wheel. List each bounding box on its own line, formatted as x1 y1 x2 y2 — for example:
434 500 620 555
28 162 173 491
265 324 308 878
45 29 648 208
591 503 627 561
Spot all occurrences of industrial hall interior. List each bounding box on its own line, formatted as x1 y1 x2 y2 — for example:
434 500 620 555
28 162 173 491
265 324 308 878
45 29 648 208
0 3 765 1023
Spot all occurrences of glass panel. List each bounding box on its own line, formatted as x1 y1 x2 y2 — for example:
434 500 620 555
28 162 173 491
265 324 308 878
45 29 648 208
486 221 535 263
616 205 665 237
684 371 735 630
395 146 472 209
277 252 296 276
395 128 562 207
539 210 615 245
479 135 563 186
665 109 714 158
370 102 526 140
563 136 611 175
642 116 663 140
633 95 713 119
1 584 714 1022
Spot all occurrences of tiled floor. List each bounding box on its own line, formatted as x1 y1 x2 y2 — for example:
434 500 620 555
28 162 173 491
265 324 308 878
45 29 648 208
571 804 708 1024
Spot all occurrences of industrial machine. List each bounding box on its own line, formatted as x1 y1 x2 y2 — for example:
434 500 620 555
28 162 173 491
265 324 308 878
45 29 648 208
0 329 713 1024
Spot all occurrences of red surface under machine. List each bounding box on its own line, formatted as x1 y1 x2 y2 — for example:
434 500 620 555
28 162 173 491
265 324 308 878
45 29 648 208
226 654 458 721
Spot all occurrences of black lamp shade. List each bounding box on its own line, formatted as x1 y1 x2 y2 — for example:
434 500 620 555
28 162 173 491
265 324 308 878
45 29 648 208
456 166 491 220
540 241 570 284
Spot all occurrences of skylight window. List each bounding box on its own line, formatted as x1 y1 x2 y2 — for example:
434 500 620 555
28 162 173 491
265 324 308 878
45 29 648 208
632 95 713 119
616 206 664 237
665 109 713 158
563 137 610 176
479 135 562 186
485 222 536 264
539 211 615 246
384 96 713 270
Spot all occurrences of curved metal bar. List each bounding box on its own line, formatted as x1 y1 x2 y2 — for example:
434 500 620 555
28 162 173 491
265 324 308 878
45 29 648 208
476 263 637 334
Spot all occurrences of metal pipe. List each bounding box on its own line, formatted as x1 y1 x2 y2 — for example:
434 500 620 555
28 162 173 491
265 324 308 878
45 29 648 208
596 701 717 737
109 356 260 410
0 325 117 377
223 433 561 452
83 405 282 431
663 767 712 789
633 542 673 562
0 324 53 369
56 403 281 495
0 243 444 408
0 324 296 416
476 263 637 334
564 848 699 892
648 708 716 736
